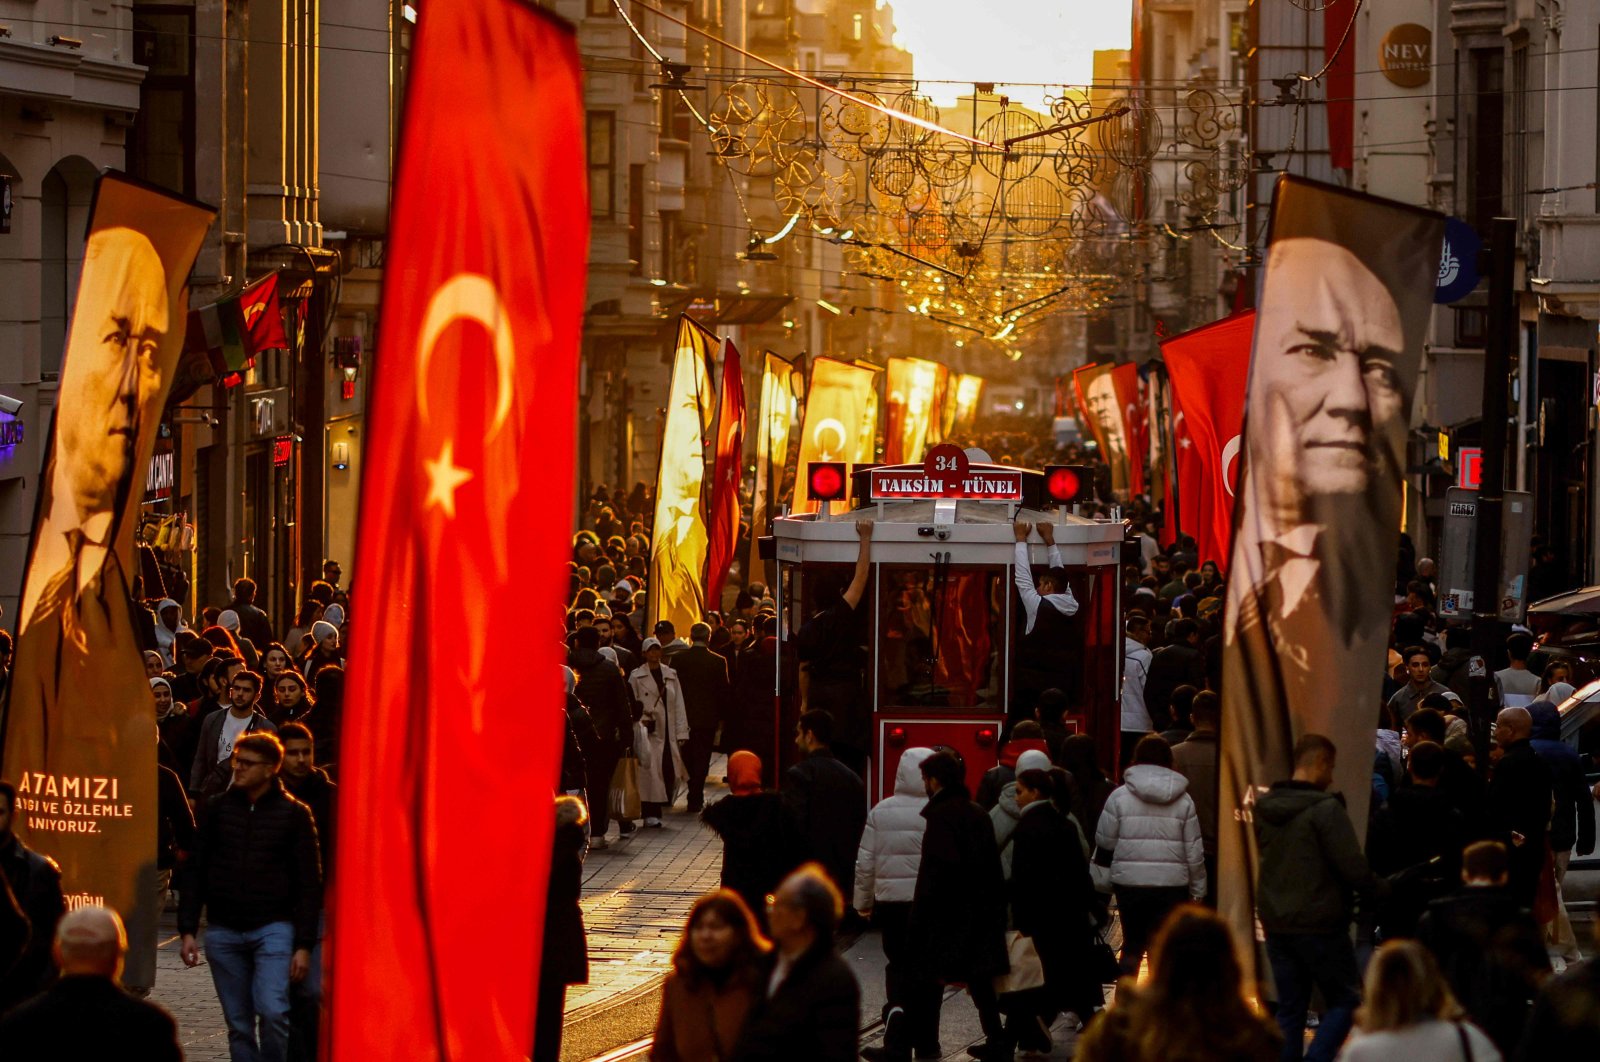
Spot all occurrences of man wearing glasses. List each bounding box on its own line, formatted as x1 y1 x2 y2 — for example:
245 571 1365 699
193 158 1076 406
189 671 277 802
179 731 322 1062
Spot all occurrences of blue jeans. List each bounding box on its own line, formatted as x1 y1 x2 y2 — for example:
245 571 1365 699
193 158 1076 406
207 921 294 1062
1266 932 1360 1062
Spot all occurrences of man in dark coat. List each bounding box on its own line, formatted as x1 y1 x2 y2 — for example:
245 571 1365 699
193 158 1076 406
1419 840 1551 1055
0 905 180 1060
569 626 634 846
728 613 780 786
783 710 867 901
534 796 589 1062
228 577 277 651
910 751 1008 1062
1487 706 1555 907
674 622 732 812
731 864 860 1062
1141 618 1207 733
0 780 66 1013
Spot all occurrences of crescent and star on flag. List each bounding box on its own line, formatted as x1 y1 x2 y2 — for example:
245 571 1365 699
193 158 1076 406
415 273 517 519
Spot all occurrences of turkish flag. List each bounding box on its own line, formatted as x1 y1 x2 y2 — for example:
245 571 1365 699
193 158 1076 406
705 339 746 609
1160 310 1253 571
325 2 587 1059
239 272 290 356
1111 362 1146 497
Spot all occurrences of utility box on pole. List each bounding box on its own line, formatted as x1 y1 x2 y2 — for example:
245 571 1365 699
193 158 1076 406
1438 486 1534 623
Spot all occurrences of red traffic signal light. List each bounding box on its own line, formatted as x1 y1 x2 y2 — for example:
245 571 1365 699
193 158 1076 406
1043 465 1093 504
808 461 847 501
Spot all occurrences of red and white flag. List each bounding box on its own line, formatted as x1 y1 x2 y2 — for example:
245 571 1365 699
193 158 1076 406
1161 310 1253 570
705 339 746 609
326 2 587 1058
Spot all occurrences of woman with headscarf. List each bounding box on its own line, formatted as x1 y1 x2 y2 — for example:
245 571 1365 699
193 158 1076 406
153 598 187 666
701 751 804 929
153 676 197 777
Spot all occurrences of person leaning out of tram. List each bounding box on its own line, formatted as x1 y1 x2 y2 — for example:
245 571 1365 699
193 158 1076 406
1010 520 1079 727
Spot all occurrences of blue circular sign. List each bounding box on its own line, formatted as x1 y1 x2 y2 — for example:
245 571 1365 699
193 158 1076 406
1435 217 1482 304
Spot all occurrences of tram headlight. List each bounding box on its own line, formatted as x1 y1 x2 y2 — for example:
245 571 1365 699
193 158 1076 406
807 462 847 502
1043 464 1095 504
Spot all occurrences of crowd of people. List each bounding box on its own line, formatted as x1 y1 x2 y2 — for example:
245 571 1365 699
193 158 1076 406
0 564 347 1060
546 438 1600 1062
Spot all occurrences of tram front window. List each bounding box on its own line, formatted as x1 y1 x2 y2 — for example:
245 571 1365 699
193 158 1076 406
879 565 1003 709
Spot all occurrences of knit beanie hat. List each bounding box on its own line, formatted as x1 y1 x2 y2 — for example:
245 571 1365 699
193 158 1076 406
1015 749 1052 775
217 609 241 632
312 620 339 643
726 750 763 795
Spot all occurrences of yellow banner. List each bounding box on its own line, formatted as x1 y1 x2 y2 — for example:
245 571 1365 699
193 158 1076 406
952 374 985 437
885 357 944 463
3 173 214 992
648 316 718 635
748 350 799 582
794 357 879 512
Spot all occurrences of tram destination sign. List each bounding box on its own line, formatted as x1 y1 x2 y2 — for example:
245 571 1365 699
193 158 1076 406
868 467 1023 501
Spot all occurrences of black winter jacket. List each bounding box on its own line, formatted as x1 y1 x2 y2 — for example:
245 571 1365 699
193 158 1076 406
729 944 860 1062
570 648 631 743
912 785 1008 980
283 767 337 877
702 792 806 919
0 836 65 1011
180 782 322 949
782 749 866 897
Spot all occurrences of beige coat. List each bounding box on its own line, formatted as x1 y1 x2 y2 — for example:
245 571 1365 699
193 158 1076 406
628 663 689 804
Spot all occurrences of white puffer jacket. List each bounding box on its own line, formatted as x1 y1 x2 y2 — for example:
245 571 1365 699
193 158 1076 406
1094 764 1206 897
853 748 934 909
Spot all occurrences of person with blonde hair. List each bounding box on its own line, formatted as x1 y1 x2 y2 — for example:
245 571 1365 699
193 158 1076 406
1076 903 1279 1061
1337 940 1499 1061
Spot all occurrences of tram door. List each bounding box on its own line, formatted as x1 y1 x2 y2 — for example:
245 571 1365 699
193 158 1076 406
872 561 1008 802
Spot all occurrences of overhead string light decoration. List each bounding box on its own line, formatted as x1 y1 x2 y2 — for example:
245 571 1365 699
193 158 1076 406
610 0 1252 346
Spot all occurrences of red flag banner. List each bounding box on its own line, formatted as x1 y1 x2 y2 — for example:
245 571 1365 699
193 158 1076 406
1111 362 1145 496
238 272 290 356
326 2 587 1058
1218 176 1443 976
705 338 746 609
1161 310 1253 569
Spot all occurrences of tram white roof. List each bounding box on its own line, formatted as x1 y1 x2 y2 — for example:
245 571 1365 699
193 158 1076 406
772 502 1125 568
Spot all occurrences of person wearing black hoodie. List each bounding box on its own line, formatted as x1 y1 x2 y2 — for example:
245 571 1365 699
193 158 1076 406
535 796 590 1062
279 722 335 1062
1369 741 1466 939
1141 619 1206 733
569 626 634 847
1253 734 1380 1062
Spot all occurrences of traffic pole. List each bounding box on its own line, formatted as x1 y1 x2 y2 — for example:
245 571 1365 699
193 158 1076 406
1466 216 1516 774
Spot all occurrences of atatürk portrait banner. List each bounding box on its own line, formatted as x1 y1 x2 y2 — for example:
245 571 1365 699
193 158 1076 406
1 173 213 990
1218 176 1443 965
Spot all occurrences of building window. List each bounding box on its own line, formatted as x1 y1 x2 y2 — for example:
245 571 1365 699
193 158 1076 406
628 164 646 275
661 210 680 281
589 0 616 15
587 111 615 219
852 13 863 40
129 7 196 197
1511 43 1527 224
1469 48 1505 233
40 169 67 379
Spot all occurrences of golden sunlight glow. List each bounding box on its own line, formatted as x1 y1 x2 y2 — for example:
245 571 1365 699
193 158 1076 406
889 0 1133 110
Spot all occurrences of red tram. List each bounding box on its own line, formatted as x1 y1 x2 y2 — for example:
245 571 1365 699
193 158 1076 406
766 447 1126 803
